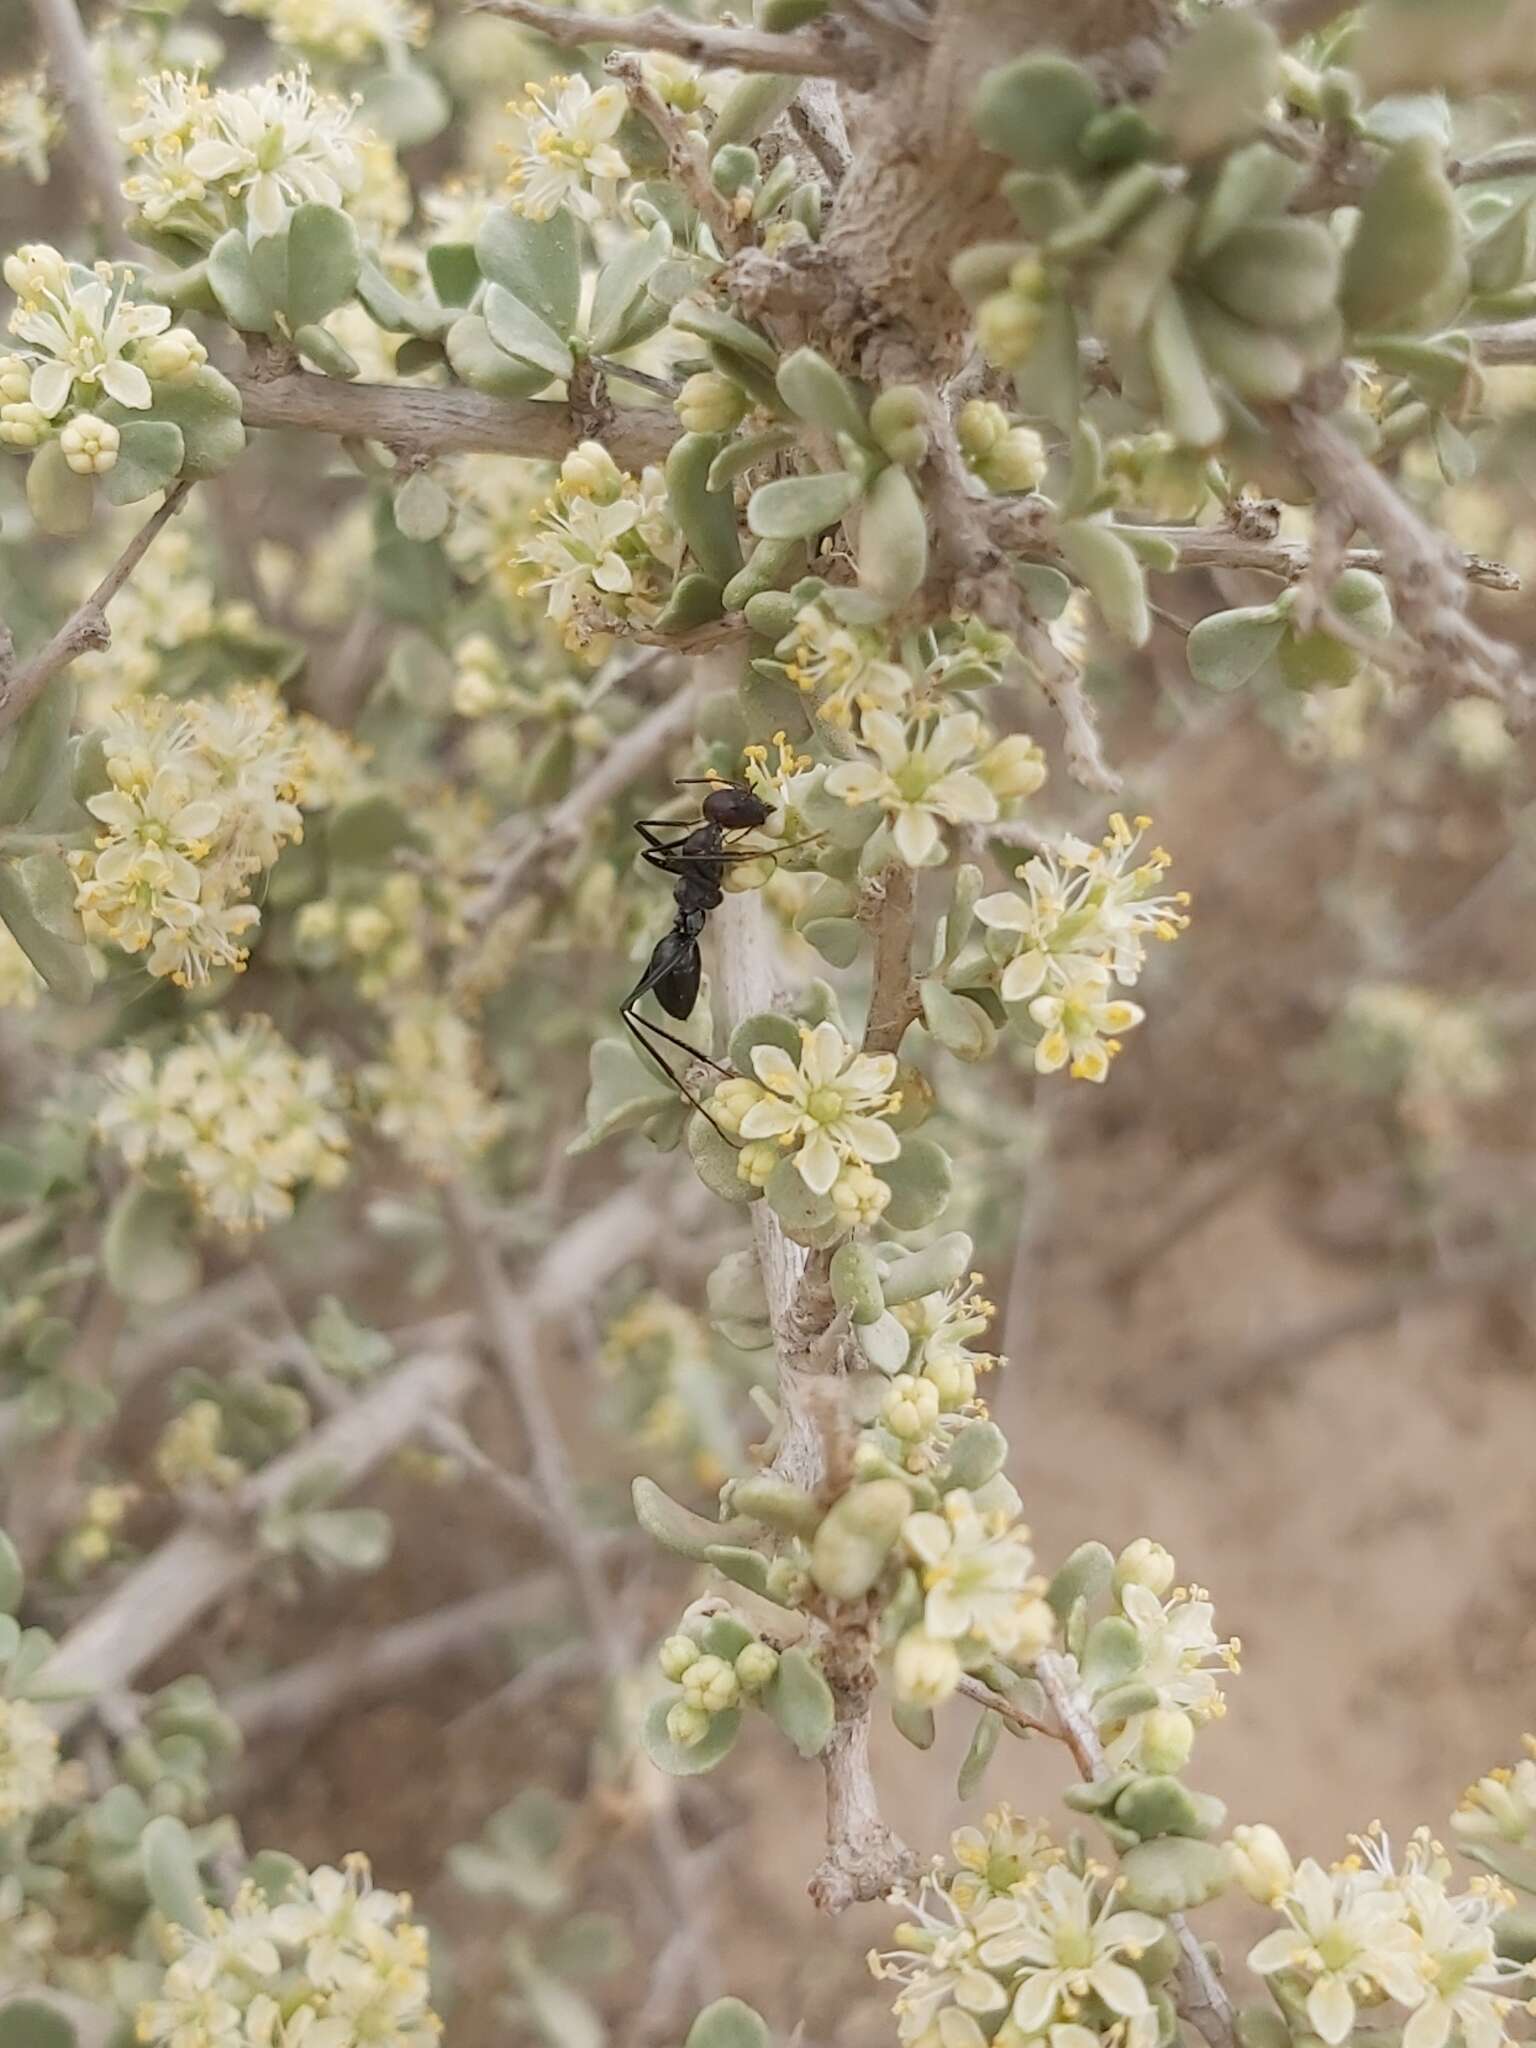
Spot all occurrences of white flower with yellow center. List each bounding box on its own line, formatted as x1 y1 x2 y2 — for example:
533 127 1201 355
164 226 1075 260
903 1490 1050 1658
360 1000 507 1177
7 254 171 417
269 1856 407 1986
1248 1858 1425 2045
0 1696 63 1826
1455 1745 1536 1847
1028 967 1144 1083
824 708 999 866
726 1020 900 1197
775 601 912 731
503 74 630 222
179 69 361 241
973 1864 1164 2040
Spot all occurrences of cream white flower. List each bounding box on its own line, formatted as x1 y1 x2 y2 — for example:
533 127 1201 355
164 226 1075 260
715 1020 901 1197
360 1000 506 1177
973 1863 1165 2040
123 68 361 243
1100 1576 1238 1766
1455 1745 1536 1846
903 1489 1050 1658
824 708 998 866
517 450 681 649
223 0 426 65
976 814 1188 1006
775 601 912 731
1247 1857 1425 2045
98 1017 349 1234
503 74 630 222
1028 967 1144 1084
0 1696 64 1825
6 252 171 417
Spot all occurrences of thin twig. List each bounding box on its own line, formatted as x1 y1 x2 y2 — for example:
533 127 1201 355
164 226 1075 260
0 485 192 734
470 0 880 82
1035 1652 1237 2048
442 1183 714 2002
28 0 130 254
463 679 701 938
233 372 679 469
40 1349 478 1734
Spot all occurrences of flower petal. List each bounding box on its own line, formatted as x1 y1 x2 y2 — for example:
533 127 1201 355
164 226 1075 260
795 1127 840 1195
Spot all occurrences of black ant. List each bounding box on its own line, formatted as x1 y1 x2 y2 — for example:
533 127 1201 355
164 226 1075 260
621 779 814 1135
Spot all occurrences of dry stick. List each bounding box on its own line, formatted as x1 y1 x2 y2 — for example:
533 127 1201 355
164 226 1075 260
466 676 701 937
441 1182 714 2008
40 1349 478 1735
469 0 880 82
27 0 130 255
0 484 192 733
1035 1652 1237 2048
715 885 918 1913
1277 406 1528 707
233 372 680 470
1137 526 1519 595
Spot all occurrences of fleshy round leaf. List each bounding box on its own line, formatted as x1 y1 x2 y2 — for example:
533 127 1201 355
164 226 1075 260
102 1184 201 1306
763 1645 835 1757
141 1815 209 1931
286 203 362 328
99 420 185 506
474 207 581 334
1116 1836 1229 1913
747 470 861 542
1186 604 1287 691
641 1695 742 1776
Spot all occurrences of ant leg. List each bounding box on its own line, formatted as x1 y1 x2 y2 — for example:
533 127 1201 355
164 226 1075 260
624 998 734 1078
621 1008 737 1143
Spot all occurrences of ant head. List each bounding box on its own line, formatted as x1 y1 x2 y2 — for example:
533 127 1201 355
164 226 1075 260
702 782 772 830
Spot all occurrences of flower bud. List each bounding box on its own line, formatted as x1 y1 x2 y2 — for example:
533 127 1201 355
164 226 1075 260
680 1653 741 1713
737 1139 779 1189
294 901 341 949
676 371 748 436
665 1699 713 1748
453 667 503 719
957 398 1008 459
976 290 1043 369
829 1160 891 1225
140 327 207 384
1116 1537 1176 1597
1012 1594 1056 1660
0 402 48 449
893 1628 962 1706
0 355 32 405
59 413 120 475
1139 1706 1196 1773
3 243 68 301
883 1373 940 1442
868 385 929 466
734 1642 779 1692
977 734 1047 801
658 1633 700 1682
1227 1823 1295 1904
560 440 623 502
921 1354 975 1408
982 425 1046 494
344 906 393 956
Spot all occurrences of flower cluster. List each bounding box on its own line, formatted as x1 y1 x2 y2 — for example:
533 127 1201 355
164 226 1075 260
894 1490 1053 1707
975 814 1189 1082
0 70 56 184
359 1000 507 1177
656 1616 781 1750
1244 1827 1529 2048
516 442 682 651
1327 982 1504 1115
710 1021 903 1220
74 528 221 719
295 873 432 1000
97 1015 350 1233
223 0 427 65
872 1826 1166 2048
137 1854 441 2048
1097 1552 1238 1769
502 74 629 223
0 247 197 460
0 1694 66 1828
859 1278 1001 1479
771 603 1015 734
956 399 1047 495
826 707 1045 868
120 67 363 244
72 686 309 985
